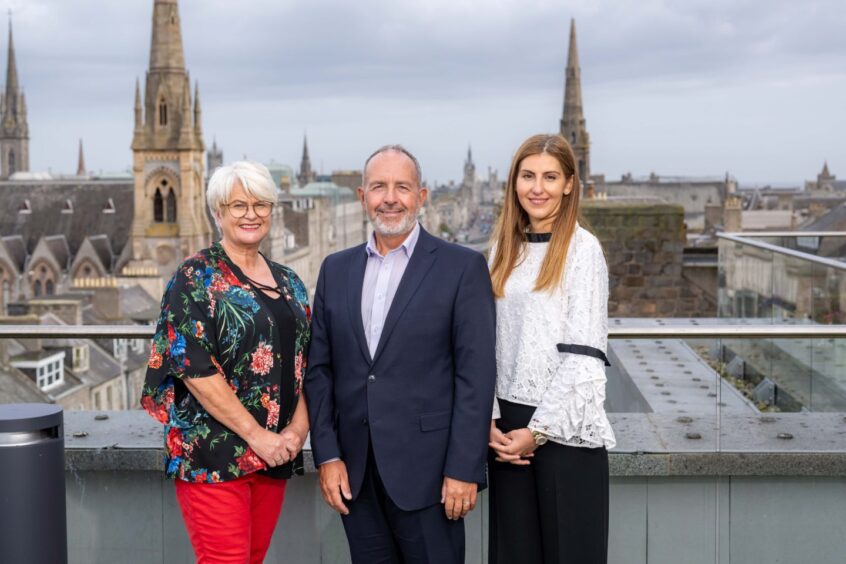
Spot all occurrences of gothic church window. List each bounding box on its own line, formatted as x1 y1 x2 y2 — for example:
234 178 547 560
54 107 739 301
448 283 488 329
166 188 177 222
45 280 54 296
8 149 15 175
154 188 164 222
158 98 168 126
33 279 41 297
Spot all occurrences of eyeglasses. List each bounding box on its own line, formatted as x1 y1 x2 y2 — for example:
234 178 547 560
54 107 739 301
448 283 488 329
222 201 274 218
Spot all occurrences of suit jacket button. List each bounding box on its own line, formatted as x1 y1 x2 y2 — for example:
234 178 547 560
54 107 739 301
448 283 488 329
368 374 376 383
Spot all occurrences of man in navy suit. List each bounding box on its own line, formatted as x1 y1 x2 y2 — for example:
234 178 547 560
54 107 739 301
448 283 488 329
305 145 496 563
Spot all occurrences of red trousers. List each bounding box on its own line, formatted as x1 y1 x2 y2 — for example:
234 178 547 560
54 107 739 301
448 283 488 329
175 473 287 564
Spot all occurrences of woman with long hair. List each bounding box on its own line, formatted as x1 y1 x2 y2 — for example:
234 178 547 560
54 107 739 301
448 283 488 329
487 134 615 563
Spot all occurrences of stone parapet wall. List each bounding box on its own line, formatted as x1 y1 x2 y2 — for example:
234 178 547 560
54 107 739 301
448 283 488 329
583 200 713 317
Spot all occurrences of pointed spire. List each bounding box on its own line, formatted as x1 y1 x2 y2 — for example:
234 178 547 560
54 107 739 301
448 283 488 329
567 18 579 70
467 144 472 163
298 133 314 186
149 0 186 72
134 78 142 128
5 14 19 105
560 18 590 184
193 80 202 135
561 18 584 133
822 161 831 177
3 13 21 123
77 139 86 177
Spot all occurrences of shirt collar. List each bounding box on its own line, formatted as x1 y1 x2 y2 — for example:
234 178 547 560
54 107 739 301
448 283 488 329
365 221 421 259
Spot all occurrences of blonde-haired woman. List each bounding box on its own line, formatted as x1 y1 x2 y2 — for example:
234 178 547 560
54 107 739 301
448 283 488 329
487 134 615 564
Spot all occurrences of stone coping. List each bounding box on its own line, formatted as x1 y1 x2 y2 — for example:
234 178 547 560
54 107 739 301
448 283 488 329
60 411 846 477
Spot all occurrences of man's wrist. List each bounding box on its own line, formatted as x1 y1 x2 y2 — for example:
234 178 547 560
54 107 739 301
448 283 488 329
318 457 341 466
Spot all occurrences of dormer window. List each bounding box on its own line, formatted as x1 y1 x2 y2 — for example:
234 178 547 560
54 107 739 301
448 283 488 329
62 199 73 214
103 198 116 214
11 351 66 391
19 199 31 214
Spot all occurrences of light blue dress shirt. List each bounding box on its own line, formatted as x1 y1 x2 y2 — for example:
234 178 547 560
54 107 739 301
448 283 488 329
361 222 421 358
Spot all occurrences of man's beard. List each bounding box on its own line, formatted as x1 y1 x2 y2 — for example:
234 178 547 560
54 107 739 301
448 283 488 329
369 206 418 237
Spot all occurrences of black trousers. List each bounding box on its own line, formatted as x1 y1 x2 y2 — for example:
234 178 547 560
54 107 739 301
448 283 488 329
489 399 609 564
341 443 464 564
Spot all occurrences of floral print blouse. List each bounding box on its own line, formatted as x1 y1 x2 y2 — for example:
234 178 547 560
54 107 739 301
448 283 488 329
141 243 311 483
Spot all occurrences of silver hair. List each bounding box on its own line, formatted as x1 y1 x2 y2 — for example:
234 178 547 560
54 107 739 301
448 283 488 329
362 144 423 187
206 161 278 230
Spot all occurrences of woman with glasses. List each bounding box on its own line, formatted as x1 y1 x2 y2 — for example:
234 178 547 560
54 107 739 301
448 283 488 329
141 161 311 563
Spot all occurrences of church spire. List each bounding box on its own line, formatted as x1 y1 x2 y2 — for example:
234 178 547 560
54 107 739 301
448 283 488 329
559 18 590 186
77 138 86 176
5 16 18 106
0 12 29 179
298 133 314 186
149 0 185 72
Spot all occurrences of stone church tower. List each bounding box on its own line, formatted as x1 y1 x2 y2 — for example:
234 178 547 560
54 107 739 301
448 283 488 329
559 19 590 187
129 0 211 277
0 19 29 179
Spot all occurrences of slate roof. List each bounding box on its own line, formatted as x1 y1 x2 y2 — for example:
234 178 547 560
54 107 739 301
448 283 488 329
0 179 134 257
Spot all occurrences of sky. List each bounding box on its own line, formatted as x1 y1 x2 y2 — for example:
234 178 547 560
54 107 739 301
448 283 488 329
7 0 846 186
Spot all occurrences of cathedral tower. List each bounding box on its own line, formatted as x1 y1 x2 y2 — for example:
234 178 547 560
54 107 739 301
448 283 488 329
559 19 590 186
129 0 211 276
0 18 29 179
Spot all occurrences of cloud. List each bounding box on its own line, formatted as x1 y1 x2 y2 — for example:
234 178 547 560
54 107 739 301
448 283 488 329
7 0 846 183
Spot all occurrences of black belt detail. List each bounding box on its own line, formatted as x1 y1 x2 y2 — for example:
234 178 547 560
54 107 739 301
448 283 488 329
556 343 611 366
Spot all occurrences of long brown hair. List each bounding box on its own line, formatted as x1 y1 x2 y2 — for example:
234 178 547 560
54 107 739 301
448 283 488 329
490 134 582 298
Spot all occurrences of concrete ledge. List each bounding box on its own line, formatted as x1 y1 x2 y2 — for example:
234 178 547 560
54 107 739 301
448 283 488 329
62 411 846 477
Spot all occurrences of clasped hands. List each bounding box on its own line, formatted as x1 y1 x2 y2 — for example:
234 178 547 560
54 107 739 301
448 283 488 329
318 460 478 520
489 421 538 465
248 424 307 468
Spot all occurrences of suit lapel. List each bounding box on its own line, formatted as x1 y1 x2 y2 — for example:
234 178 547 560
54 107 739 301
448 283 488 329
371 229 438 366
347 247 372 364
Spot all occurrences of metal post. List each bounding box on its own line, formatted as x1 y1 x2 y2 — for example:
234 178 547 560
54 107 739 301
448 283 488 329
0 403 67 564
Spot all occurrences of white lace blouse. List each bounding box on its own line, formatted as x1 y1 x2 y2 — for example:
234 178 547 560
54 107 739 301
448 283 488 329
491 225 616 449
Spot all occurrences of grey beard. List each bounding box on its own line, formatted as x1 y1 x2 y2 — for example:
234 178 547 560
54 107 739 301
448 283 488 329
370 209 417 237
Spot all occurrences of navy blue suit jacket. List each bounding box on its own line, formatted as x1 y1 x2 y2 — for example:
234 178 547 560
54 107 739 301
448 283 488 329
305 227 496 511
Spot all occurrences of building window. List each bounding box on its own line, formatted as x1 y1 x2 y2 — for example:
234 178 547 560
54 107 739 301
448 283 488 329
36 357 64 389
154 188 164 222
33 279 42 297
45 279 55 295
8 149 15 175
158 98 168 126
166 188 177 222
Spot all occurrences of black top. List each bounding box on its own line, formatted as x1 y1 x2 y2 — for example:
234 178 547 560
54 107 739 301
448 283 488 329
244 262 303 479
526 232 552 243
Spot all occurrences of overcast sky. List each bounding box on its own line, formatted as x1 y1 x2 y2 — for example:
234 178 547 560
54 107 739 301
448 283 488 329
8 0 846 186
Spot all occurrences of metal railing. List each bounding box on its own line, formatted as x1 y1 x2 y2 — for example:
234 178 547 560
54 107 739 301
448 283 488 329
716 232 846 271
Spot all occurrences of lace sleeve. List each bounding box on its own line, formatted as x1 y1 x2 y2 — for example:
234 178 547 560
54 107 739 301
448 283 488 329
528 236 616 448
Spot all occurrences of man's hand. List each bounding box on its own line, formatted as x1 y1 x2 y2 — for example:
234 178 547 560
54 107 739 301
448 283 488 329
441 477 478 520
319 460 352 515
489 427 537 465
246 427 291 467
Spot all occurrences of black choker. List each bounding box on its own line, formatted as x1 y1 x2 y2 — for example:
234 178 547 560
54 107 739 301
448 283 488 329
526 232 552 243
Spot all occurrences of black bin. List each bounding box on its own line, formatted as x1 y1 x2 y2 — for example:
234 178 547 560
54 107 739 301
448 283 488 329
0 403 67 564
